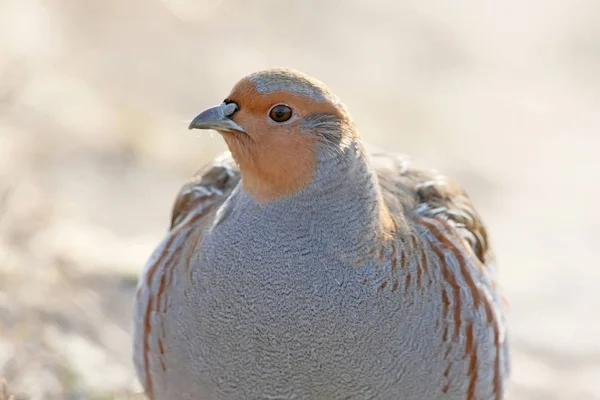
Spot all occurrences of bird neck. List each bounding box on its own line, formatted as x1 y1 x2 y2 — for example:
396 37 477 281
236 138 396 254
308 139 396 245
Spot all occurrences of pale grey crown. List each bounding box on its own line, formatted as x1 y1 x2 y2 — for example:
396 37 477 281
247 68 340 104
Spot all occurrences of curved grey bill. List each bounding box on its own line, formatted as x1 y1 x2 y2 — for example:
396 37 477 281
188 102 245 132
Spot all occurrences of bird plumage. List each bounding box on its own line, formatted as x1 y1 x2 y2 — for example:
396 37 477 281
133 68 509 399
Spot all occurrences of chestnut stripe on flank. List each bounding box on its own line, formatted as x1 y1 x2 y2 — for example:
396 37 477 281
368 247 376 258
426 237 461 340
493 321 503 400
390 243 398 270
157 208 211 302
414 235 424 288
420 218 482 307
442 358 452 393
411 234 418 249
141 230 179 397
155 208 211 322
466 323 479 400
143 295 155 398
144 203 203 288
464 321 474 359
157 272 167 312
442 323 449 343
158 339 166 371
436 219 483 302
160 229 194 313
441 289 450 342
378 246 386 262
481 290 494 324
182 219 209 280
155 214 203 312
441 289 450 322
485 291 504 400
141 206 213 398
441 383 450 393
420 247 429 275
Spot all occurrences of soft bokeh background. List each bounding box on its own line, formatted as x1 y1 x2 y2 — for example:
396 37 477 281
1 0 599 398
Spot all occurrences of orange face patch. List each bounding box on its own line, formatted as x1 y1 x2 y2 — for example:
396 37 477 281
217 78 349 203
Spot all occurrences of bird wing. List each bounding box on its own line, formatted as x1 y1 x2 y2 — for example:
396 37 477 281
169 152 240 230
371 150 508 397
134 152 239 396
369 150 493 269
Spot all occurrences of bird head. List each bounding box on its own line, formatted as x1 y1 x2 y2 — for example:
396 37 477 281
189 68 358 203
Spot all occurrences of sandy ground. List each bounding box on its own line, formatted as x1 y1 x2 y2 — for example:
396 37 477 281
1 0 599 398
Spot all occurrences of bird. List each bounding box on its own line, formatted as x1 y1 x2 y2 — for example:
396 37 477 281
133 68 509 400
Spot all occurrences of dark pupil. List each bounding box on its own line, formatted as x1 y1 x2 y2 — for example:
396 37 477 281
270 106 291 122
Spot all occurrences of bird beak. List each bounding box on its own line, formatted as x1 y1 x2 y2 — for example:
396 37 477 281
188 102 245 133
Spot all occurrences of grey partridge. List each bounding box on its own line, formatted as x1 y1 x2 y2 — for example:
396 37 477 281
133 68 509 400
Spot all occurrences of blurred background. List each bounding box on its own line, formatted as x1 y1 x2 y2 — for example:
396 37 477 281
0 0 599 398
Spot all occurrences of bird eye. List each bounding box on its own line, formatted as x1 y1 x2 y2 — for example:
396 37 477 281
269 105 292 122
